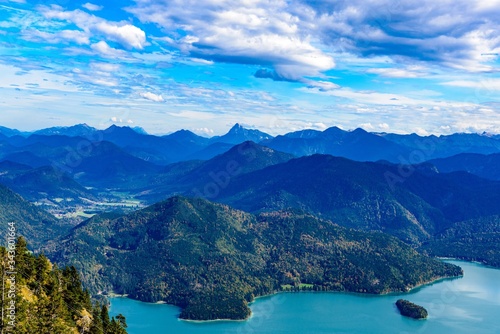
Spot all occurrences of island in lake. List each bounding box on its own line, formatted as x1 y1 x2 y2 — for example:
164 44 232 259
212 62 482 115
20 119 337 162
396 299 428 319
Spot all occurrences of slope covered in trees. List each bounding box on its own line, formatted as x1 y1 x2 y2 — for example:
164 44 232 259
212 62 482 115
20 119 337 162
212 154 500 246
421 215 500 267
0 183 67 248
0 237 127 334
45 196 463 321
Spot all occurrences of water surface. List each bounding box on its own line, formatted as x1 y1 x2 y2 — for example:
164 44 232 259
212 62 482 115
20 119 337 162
110 261 500 333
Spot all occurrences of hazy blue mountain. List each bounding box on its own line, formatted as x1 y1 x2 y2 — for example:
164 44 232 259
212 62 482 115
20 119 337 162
164 129 210 146
0 164 98 203
186 142 235 160
187 141 293 178
263 127 410 162
0 138 17 156
400 170 500 223
210 123 273 145
140 141 294 202
33 123 97 137
65 141 162 187
18 134 85 147
428 153 500 180
97 125 207 164
0 151 52 168
282 128 324 139
0 125 30 137
207 154 500 245
0 160 32 173
45 196 462 321
3 124 500 167
0 131 163 188
381 132 500 159
212 154 448 243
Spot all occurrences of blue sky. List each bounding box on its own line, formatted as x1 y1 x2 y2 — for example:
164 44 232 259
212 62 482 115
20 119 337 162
0 0 499 136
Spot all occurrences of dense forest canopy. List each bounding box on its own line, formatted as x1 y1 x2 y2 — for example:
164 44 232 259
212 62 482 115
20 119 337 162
0 237 128 334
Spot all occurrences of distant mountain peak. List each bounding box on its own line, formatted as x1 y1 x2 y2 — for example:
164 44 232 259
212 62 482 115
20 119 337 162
105 124 147 135
229 123 243 131
211 123 273 145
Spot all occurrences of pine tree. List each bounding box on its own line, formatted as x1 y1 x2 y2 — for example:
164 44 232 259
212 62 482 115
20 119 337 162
89 304 104 334
101 304 111 333
0 238 128 334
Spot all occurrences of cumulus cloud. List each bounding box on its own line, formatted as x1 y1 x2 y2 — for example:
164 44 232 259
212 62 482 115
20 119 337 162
39 5 146 50
305 80 340 91
307 0 500 72
123 0 500 75
82 3 103 12
91 41 128 58
126 0 335 80
140 92 164 102
194 127 214 136
93 22 146 49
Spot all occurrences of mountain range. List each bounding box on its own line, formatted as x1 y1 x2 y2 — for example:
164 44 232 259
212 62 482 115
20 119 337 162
0 122 498 321
2 123 500 166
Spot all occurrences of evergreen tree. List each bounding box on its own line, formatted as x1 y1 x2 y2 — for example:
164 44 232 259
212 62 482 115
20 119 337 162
0 238 128 334
101 304 111 333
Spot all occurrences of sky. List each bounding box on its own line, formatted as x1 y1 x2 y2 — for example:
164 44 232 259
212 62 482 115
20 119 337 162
0 0 499 136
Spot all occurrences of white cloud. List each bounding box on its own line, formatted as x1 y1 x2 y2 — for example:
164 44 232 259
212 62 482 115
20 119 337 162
193 127 214 136
39 6 146 50
313 122 328 130
127 0 335 80
358 122 375 130
90 62 120 72
93 21 146 50
140 92 164 102
441 79 500 92
305 80 340 91
190 58 214 65
378 123 390 130
309 0 500 72
91 41 129 58
366 66 428 78
82 3 103 12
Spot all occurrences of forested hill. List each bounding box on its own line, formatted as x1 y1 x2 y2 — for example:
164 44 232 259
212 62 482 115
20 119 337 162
0 237 128 334
0 183 67 248
45 196 463 321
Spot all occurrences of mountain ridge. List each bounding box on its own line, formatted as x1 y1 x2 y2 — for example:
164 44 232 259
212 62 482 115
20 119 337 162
44 196 463 321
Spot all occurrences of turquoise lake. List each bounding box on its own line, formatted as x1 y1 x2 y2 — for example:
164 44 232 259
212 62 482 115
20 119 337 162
110 261 500 333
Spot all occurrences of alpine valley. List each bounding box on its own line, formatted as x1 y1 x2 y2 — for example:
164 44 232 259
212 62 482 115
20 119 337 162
1 123 499 322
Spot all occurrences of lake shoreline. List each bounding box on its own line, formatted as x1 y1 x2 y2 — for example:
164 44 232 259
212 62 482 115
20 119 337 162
116 262 463 323
109 260 500 333
114 270 463 324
